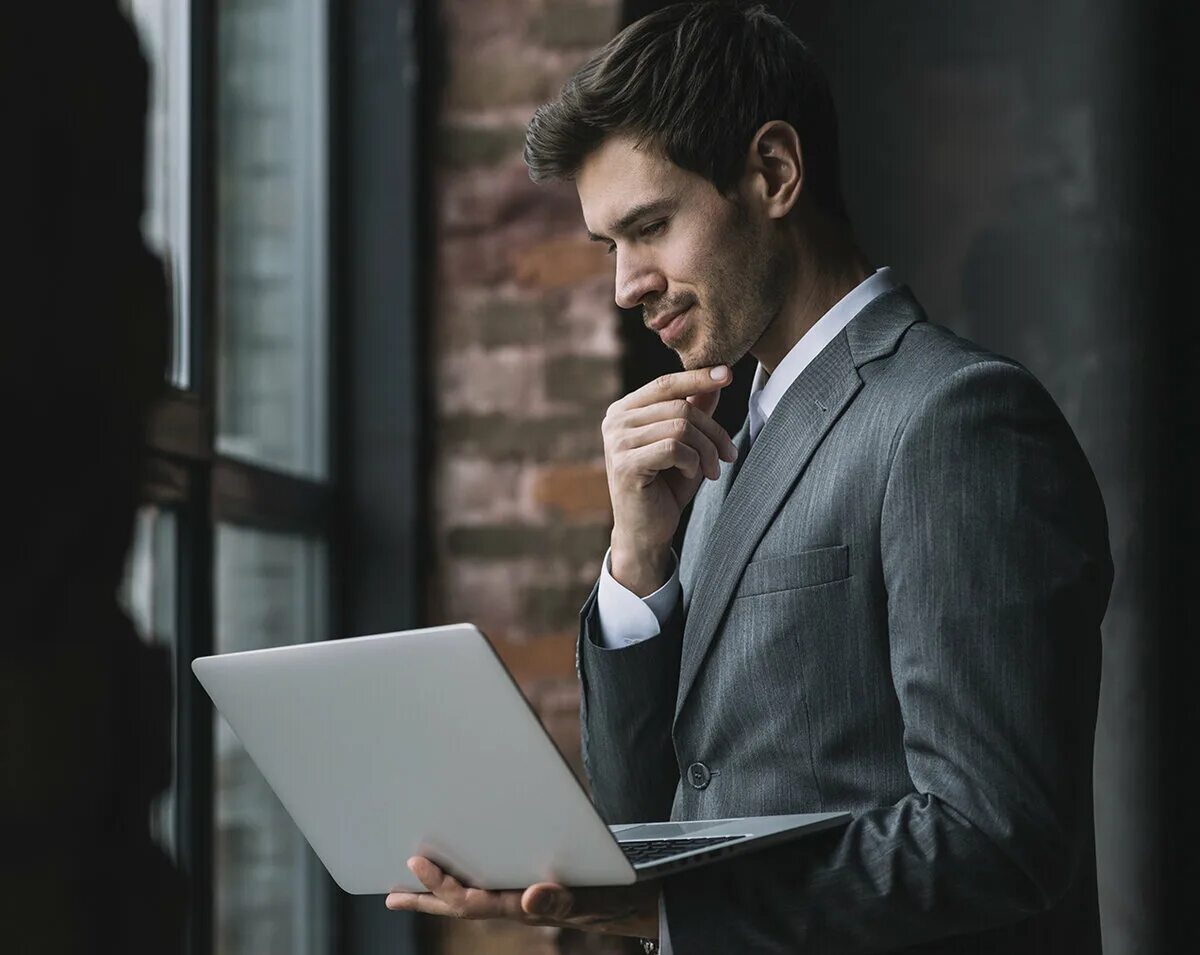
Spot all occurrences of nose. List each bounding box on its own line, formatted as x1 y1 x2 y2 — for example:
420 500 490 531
614 249 666 311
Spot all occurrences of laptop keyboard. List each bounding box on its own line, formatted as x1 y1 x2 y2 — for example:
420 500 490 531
619 835 742 865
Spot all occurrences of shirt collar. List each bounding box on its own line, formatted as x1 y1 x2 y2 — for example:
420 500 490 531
748 267 897 440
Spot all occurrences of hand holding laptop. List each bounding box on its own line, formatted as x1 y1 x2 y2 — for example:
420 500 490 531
385 855 660 939
192 625 849 899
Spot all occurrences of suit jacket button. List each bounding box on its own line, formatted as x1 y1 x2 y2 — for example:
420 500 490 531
687 761 711 790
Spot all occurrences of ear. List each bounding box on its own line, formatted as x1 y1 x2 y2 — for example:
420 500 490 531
744 120 804 220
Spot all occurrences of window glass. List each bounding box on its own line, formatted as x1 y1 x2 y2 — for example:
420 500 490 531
214 524 331 955
123 0 192 388
119 505 179 857
215 0 329 478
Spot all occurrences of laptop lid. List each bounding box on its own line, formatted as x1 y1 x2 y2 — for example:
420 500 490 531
193 625 637 894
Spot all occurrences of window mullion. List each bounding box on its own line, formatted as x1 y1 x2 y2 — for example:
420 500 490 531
210 456 333 537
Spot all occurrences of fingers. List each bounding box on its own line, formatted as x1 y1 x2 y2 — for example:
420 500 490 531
686 384 721 418
385 890 462 918
619 419 724 481
384 862 649 935
386 857 527 921
630 438 704 482
602 365 739 495
613 365 732 413
620 399 738 464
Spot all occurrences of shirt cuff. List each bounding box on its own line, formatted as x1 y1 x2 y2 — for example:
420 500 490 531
658 889 673 954
595 547 681 649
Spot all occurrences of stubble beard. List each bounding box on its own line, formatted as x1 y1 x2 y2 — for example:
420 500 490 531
675 220 791 371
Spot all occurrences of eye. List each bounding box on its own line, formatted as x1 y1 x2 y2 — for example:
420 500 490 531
605 220 667 256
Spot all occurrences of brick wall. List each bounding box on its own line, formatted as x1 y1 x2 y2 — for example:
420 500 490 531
431 2 638 953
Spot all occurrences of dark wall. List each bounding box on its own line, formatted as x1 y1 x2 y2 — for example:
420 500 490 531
814 4 1199 951
621 1 1199 950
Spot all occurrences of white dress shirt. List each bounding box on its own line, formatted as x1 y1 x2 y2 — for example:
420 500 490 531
592 267 897 952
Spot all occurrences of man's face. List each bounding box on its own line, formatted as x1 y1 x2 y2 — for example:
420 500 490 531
577 134 790 370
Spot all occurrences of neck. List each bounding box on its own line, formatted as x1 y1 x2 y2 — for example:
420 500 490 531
752 212 872 374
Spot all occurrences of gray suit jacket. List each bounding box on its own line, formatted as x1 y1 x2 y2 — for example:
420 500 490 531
576 286 1112 953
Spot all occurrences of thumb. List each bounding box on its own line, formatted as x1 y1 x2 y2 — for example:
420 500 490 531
525 886 573 918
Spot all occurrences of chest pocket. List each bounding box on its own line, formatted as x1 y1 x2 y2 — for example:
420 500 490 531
734 544 849 598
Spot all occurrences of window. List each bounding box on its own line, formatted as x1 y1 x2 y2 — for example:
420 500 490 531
120 2 336 952
214 526 331 955
215 0 328 478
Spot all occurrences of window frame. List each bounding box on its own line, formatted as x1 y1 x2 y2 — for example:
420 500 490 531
324 6 430 952
135 2 340 952
134 3 428 953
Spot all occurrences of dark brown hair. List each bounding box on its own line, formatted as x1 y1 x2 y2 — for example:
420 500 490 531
524 1 847 221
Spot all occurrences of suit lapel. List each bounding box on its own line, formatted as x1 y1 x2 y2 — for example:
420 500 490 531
672 285 925 727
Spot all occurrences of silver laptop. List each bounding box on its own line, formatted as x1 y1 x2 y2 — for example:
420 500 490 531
192 624 850 894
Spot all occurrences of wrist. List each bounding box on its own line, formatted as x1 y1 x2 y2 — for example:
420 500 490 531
609 535 672 598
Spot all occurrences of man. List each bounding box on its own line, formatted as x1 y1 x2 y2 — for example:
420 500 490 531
386 3 1112 951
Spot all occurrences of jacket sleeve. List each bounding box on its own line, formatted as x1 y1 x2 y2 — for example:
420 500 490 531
660 360 1113 953
577 579 684 825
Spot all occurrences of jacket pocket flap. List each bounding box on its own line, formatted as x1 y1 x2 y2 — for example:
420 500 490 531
735 544 849 597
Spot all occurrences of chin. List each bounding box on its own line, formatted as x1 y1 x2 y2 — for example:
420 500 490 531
672 319 739 371
673 332 715 371
678 348 713 372
679 342 738 372
669 338 696 370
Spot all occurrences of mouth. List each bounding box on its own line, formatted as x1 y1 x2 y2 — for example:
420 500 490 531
652 305 694 346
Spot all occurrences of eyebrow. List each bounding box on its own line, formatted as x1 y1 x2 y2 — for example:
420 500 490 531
587 198 675 243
